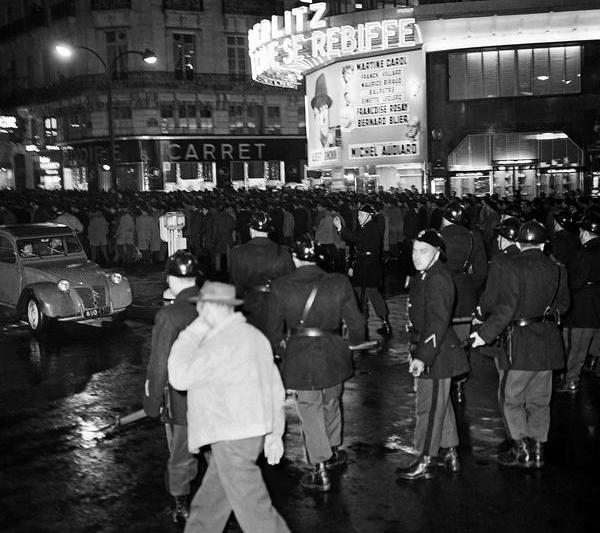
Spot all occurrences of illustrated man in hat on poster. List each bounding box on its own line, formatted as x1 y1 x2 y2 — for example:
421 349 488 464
311 72 339 148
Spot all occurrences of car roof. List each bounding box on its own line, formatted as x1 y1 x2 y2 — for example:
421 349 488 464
0 223 73 239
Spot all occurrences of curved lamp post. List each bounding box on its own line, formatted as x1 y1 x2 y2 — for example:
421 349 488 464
55 43 157 190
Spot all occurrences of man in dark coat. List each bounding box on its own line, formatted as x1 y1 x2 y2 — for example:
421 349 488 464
471 221 570 469
397 230 468 481
143 251 204 522
560 211 600 391
333 203 391 336
228 211 294 334
440 201 488 402
548 210 580 271
265 236 365 492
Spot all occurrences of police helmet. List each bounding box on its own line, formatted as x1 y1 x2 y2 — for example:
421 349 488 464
292 234 324 263
358 203 377 215
495 217 521 242
166 250 202 278
516 220 547 245
249 211 272 232
442 201 465 225
580 211 600 235
553 210 572 229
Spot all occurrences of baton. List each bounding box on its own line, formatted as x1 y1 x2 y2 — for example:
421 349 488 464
349 340 379 351
115 408 147 427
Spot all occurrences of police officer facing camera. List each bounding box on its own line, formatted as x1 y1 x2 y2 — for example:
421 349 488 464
471 221 570 469
397 230 468 482
265 234 365 492
143 251 205 523
228 210 294 334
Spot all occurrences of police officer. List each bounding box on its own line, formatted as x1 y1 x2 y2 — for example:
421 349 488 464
265 235 365 492
471 221 570 469
560 211 600 391
548 210 580 271
397 230 468 481
228 210 294 334
440 201 488 401
333 203 391 337
143 251 204 522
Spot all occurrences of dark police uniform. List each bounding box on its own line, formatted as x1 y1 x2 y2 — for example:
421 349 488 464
266 264 365 465
408 261 469 458
338 216 388 320
563 236 600 385
144 285 200 500
477 249 569 448
229 236 294 334
549 228 580 271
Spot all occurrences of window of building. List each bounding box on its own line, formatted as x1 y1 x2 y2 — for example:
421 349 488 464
229 104 244 133
246 104 263 134
113 106 132 120
448 45 581 101
173 33 195 80
44 116 58 145
226 35 247 75
266 106 281 134
178 102 197 129
106 30 128 80
199 106 213 133
160 103 175 131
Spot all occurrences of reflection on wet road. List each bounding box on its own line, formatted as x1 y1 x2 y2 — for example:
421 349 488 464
0 285 599 532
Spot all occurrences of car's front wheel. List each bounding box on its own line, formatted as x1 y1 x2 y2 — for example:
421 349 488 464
26 297 47 334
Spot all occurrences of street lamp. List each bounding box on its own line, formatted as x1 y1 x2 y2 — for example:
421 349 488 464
55 43 157 190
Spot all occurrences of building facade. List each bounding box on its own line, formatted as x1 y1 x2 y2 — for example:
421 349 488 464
0 0 307 191
250 0 600 196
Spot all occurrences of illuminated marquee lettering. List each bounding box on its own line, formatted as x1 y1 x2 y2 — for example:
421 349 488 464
248 1 421 89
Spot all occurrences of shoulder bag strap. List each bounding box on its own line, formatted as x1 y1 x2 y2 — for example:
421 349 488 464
296 284 319 331
545 264 561 313
462 231 474 273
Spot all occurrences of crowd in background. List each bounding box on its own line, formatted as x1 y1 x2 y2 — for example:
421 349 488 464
0 186 597 276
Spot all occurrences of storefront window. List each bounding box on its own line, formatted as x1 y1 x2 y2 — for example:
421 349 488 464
266 106 281 134
449 45 581 100
178 103 197 130
229 104 244 133
199 106 213 133
160 103 174 132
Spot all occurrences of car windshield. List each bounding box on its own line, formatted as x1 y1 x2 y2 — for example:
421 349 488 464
17 234 83 258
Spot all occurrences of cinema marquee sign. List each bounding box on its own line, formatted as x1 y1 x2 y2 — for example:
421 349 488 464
248 2 421 89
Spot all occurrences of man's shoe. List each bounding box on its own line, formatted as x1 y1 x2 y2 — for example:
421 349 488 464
497 439 532 468
300 463 331 492
583 355 599 375
557 379 579 393
172 495 189 523
324 448 347 470
436 447 460 473
377 319 392 337
529 439 545 469
396 455 436 481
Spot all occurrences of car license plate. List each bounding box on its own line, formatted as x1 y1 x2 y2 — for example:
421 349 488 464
83 306 110 318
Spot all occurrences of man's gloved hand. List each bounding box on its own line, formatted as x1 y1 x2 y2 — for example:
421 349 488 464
470 331 485 348
409 358 425 377
264 433 284 465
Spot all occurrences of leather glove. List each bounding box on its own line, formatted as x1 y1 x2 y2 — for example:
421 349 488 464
264 433 284 465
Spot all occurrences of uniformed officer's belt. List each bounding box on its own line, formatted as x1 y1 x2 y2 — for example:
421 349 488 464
511 315 555 327
289 327 338 337
250 284 271 293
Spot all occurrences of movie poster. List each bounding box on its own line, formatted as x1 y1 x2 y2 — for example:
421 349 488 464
306 49 427 169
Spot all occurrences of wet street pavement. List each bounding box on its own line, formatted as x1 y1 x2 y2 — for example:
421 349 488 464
1 265 599 533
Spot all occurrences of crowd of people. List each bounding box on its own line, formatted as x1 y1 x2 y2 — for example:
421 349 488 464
3 185 600 532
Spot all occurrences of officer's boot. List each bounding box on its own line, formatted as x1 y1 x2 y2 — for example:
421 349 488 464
497 439 532 468
172 495 189 523
583 354 599 375
377 316 392 337
529 439 545 469
300 462 331 492
324 446 348 470
396 455 436 481
436 447 461 473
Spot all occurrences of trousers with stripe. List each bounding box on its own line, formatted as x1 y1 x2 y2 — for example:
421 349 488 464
415 378 459 456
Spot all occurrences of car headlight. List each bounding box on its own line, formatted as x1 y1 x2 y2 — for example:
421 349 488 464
57 279 70 292
110 272 122 284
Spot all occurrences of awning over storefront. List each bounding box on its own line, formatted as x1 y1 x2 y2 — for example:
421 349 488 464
448 132 583 172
